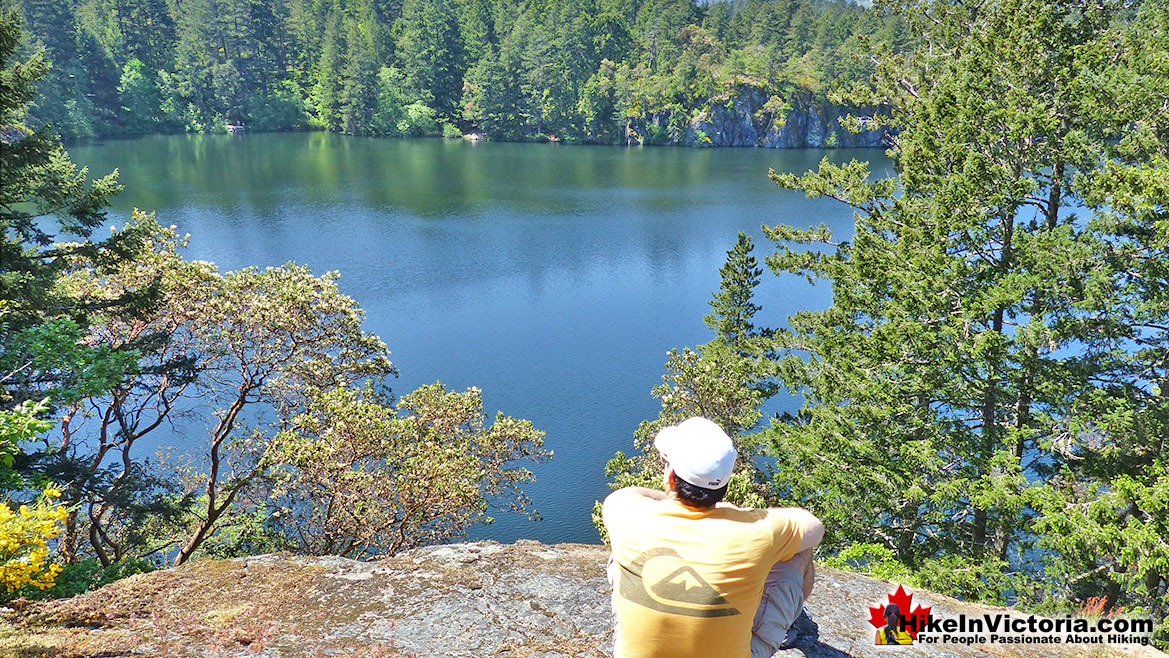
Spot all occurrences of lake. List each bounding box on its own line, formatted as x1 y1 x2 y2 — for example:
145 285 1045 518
67 132 891 545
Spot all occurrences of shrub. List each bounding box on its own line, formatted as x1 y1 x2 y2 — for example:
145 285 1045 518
264 384 548 557
16 557 155 601
442 122 462 139
0 489 67 596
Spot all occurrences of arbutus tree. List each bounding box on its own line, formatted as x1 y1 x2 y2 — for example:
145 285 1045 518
45 218 394 565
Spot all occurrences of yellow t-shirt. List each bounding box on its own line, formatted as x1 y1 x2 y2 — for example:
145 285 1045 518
875 627 913 645
603 495 805 658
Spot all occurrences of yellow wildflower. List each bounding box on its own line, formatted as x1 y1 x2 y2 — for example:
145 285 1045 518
0 496 67 592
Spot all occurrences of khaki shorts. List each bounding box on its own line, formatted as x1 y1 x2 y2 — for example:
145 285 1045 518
749 559 806 658
606 557 805 658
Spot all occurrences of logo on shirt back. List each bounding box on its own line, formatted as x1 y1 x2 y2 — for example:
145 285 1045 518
618 547 741 618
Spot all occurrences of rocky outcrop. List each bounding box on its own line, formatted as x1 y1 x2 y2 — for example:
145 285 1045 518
686 87 887 149
621 85 888 149
5 541 1163 657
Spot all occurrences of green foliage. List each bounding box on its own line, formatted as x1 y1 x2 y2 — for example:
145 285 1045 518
249 80 309 132
0 4 127 332
340 16 378 135
642 344 764 439
821 543 911 581
4 318 138 407
1 8 146 514
912 555 1011 606
47 217 397 566
309 9 344 130
396 0 465 118
10 557 155 602
401 101 438 136
264 384 549 556
763 0 1169 643
0 400 50 475
823 545 1010 605
705 232 762 347
13 0 907 140
191 504 290 560
461 43 526 140
118 58 161 133
371 66 409 134
18 212 549 570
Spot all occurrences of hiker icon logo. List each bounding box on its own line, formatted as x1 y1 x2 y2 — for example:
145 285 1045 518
869 585 932 646
618 548 741 618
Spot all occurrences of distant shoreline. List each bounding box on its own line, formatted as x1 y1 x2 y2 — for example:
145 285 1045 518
63 127 891 150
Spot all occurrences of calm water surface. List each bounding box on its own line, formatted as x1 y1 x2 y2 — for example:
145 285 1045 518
68 133 891 545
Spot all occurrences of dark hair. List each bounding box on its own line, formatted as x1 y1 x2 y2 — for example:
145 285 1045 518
674 478 728 508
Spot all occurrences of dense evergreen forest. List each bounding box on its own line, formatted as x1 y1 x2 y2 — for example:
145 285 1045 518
8 0 907 143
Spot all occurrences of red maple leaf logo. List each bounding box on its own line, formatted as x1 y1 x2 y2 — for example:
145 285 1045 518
868 585 932 640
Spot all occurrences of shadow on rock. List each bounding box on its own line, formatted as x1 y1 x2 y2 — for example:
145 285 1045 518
795 639 858 657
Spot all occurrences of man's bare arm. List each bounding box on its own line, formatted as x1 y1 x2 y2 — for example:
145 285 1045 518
779 507 824 554
601 487 663 539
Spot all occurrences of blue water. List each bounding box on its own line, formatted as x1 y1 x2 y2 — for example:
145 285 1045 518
67 133 891 545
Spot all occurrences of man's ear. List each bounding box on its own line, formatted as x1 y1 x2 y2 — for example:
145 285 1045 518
664 468 676 491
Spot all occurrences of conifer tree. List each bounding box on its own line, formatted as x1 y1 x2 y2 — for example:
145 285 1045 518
765 0 1169 633
310 9 344 130
341 17 378 134
704 232 762 347
0 8 127 343
1 7 142 485
10 0 908 140
395 0 464 116
121 0 175 72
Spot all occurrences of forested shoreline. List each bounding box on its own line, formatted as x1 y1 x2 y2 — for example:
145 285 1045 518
5 0 1169 650
10 0 906 145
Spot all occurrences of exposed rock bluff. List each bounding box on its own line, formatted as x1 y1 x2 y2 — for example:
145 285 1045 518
5 541 1163 658
688 89 886 149
623 86 888 149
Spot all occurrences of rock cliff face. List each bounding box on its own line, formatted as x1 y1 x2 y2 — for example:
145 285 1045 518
5 541 1163 658
622 86 888 149
687 89 887 149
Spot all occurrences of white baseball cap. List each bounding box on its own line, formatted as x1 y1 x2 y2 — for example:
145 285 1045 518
654 417 737 489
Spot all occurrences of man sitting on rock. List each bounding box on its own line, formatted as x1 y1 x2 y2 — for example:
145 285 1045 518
603 417 824 658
